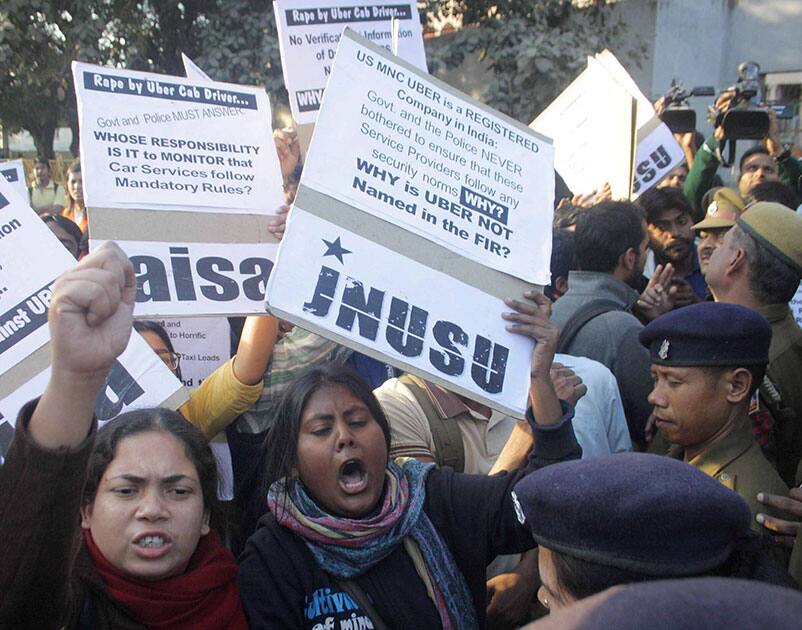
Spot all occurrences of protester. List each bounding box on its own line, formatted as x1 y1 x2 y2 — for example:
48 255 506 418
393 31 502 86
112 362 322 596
238 292 582 628
513 452 793 613
551 201 660 448
637 186 706 303
61 159 87 233
41 213 83 260
0 243 247 628
29 157 65 214
705 202 802 486
523 578 802 630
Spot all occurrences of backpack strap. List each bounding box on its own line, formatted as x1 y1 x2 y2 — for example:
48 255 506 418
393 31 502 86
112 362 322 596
556 299 623 354
398 373 465 472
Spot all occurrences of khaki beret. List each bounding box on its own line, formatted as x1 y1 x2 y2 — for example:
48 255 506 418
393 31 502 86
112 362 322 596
738 201 802 273
693 187 744 232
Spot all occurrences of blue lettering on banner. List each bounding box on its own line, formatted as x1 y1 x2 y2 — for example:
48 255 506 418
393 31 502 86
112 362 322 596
82 71 258 110
0 283 53 355
301 238 509 394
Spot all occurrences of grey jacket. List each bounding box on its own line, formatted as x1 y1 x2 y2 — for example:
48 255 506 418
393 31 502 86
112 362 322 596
551 271 653 447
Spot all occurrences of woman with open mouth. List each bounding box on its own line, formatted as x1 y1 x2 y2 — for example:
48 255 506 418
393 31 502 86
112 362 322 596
239 291 582 629
0 243 248 629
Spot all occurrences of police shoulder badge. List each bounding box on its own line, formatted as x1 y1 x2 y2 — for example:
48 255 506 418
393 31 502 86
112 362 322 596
658 339 670 360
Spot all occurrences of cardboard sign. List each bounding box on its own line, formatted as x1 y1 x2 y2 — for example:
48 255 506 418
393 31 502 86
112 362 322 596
0 178 76 376
73 61 282 214
274 0 427 125
301 30 555 284
590 52 685 197
157 317 231 388
268 32 549 417
73 61 284 318
532 62 636 200
0 160 28 202
533 51 684 200
268 204 533 417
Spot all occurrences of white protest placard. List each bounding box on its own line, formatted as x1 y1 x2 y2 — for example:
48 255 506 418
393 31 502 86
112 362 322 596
1 160 28 202
591 51 685 197
274 0 427 125
301 30 555 284
156 317 231 388
0 178 76 376
268 32 549 417
72 62 282 213
268 206 533 417
531 63 636 200
73 61 284 318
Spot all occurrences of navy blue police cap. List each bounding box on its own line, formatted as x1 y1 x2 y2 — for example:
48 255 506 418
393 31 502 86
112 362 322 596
525 578 802 630
512 453 751 576
638 302 771 367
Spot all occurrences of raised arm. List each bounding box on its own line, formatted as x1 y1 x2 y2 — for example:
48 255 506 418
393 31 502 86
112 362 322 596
31 243 135 447
0 243 134 625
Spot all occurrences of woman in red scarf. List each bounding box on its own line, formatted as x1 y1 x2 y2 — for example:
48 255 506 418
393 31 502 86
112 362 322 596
0 243 248 630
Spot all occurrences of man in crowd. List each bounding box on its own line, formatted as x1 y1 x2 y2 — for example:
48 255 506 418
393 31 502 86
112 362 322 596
28 157 64 214
693 187 744 275
638 187 706 304
640 302 788 531
551 201 654 448
705 202 802 486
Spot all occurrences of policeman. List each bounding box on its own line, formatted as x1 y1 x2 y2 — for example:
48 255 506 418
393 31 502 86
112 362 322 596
640 302 788 532
705 202 802 486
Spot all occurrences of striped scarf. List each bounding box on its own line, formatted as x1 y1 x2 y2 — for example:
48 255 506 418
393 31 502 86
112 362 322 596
267 458 478 630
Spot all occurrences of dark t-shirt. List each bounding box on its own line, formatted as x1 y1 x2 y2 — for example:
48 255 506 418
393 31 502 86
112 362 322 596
239 411 581 629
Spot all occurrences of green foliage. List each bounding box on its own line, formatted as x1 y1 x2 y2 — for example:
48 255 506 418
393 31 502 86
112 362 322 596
422 0 644 124
0 1 289 157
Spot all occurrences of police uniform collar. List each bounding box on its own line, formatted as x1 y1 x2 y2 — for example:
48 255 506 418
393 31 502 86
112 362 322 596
685 421 755 479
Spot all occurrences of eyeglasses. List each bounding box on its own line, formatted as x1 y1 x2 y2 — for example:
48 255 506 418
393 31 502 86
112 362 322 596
155 350 182 371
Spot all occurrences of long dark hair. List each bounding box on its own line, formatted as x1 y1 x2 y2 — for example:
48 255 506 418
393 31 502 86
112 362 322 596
84 408 220 522
259 363 391 503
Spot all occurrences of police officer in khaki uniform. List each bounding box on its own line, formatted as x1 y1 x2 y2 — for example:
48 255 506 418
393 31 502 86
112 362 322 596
705 202 802 487
639 302 788 534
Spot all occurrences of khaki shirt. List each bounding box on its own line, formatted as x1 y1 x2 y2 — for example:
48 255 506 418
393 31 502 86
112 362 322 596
675 422 789 534
757 304 802 486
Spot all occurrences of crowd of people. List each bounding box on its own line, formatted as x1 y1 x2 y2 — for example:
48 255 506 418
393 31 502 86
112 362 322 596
3 88 802 630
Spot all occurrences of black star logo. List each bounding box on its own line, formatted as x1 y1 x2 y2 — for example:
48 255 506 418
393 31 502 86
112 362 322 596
322 237 352 264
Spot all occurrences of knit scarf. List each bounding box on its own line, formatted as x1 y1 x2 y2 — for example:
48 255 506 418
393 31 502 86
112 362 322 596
267 458 479 630
83 530 248 630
